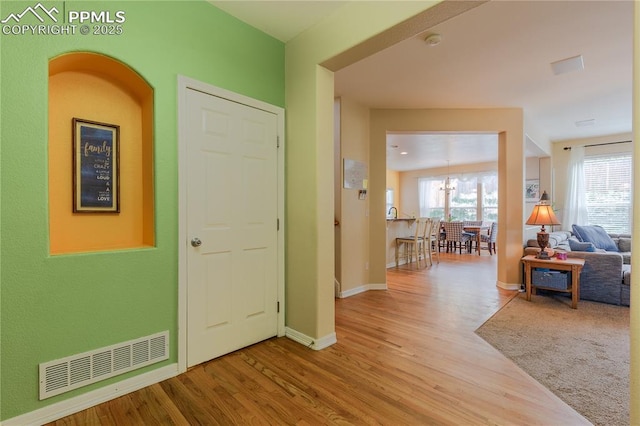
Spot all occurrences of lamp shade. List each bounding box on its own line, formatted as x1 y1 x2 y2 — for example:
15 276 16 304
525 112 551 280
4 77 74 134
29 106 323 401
526 204 561 226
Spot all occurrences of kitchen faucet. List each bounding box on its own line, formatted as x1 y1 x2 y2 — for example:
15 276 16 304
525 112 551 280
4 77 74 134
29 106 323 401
388 206 397 219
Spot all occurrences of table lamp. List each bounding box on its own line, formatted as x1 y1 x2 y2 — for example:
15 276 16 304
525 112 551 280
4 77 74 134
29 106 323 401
526 190 561 259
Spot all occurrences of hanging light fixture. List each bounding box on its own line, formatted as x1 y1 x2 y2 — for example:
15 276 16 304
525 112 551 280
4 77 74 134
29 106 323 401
440 161 455 193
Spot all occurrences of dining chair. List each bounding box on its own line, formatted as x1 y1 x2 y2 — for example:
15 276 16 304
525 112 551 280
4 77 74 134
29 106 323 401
395 218 425 267
442 221 472 254
424 218 440 265
481 221 498 255
431 218 446 252
418 217 431 266
463 220 483 252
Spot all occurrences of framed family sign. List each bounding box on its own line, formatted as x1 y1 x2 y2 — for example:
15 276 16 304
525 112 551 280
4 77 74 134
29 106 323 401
73 118 120 213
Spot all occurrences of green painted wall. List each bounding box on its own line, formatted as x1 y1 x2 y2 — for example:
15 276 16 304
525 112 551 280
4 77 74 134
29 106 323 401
0 0 284 420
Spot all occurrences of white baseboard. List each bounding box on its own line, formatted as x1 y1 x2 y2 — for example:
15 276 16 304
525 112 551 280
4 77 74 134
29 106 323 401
497 279 521 291
1 364 178 426
338 283 387 298
312 332 337 350
285 327 337 350
285 327 314 347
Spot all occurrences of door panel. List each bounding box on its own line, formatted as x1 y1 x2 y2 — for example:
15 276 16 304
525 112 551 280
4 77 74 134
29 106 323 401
186 88 278 367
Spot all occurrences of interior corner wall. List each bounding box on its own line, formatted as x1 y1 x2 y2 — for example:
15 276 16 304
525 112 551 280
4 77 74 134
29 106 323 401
0 0 284 420
284 1 437 341
524 156 542 241
334 99 342 291
338 97 370 294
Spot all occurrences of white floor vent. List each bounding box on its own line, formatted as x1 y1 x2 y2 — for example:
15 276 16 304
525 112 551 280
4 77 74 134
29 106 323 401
39 331 169 400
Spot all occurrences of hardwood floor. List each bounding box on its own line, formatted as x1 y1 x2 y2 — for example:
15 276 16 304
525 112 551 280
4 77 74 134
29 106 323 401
46 253 590 425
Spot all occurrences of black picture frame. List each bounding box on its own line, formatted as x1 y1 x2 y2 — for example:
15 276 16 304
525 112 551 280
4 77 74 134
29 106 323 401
73 118 120 213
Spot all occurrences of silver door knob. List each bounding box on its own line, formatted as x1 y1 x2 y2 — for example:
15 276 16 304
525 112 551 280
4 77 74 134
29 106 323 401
191 237 202 247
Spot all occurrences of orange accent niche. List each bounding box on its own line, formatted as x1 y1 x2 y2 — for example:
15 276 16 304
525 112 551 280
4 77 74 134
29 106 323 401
48 52 154 254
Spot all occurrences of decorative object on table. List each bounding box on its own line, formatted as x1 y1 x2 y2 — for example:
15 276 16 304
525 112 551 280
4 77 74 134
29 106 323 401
72 118 120 213
556 252 568 260
525 190 561 259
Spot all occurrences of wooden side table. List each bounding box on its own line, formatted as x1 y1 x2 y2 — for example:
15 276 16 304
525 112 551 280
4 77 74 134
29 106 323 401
521 255 585 309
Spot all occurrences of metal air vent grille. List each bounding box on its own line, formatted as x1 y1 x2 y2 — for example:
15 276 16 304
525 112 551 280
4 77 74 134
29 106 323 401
39 331 169 400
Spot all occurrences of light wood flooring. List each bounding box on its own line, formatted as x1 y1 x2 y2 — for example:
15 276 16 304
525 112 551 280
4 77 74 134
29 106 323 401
45 252 590 425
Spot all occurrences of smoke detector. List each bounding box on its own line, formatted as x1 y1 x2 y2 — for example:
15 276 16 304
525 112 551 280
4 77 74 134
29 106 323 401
424 34 442 46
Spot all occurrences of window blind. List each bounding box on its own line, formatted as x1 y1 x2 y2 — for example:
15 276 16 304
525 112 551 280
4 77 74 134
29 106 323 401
583 153 632 233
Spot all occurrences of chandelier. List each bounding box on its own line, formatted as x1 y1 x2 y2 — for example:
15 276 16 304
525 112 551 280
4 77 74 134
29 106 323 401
439 161 455 193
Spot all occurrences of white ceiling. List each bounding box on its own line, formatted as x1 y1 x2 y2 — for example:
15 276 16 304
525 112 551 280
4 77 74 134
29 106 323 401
210 1 633 171
387 132 499 171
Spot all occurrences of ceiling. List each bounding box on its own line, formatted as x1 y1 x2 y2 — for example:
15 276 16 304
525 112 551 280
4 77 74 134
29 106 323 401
210 1 633 171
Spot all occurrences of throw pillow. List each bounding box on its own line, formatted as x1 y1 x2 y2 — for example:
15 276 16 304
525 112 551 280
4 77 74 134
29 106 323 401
571 224 619 252
568 236 596 252
618 238 631 253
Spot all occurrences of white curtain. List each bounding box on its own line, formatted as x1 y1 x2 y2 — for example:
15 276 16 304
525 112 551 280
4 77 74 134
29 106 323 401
562 146 588 230
418 178 434 217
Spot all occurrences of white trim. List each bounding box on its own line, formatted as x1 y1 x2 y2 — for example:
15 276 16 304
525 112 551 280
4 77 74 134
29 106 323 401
285 327 314 347
337 283 387 298
177 75 285 373
496 280 520 291
285 328 337 351
1 364 178 426
312 332 338 350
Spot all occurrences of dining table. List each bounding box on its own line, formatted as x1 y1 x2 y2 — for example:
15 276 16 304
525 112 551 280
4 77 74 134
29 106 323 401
463 225 490 255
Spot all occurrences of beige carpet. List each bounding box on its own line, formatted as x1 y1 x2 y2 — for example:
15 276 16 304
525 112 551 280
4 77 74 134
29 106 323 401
476 293 629 426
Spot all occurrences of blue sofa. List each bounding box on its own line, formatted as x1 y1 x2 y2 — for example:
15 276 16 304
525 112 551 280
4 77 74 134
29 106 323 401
524 230 631 306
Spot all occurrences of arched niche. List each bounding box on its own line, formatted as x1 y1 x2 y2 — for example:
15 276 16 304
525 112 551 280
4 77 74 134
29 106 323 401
48 52 154 254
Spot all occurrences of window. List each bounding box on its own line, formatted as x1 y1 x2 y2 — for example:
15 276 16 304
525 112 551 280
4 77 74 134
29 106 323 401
419 171 497 221
418 179 445 219
481 174 498 221
583 153 632 233
450 176 478 221
385 188 394 216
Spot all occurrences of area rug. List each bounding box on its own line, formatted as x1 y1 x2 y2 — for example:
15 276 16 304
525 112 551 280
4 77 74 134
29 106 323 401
475 293 629 426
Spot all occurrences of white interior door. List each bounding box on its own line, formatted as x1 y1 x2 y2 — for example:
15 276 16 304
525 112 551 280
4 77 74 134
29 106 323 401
186 88 279 367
